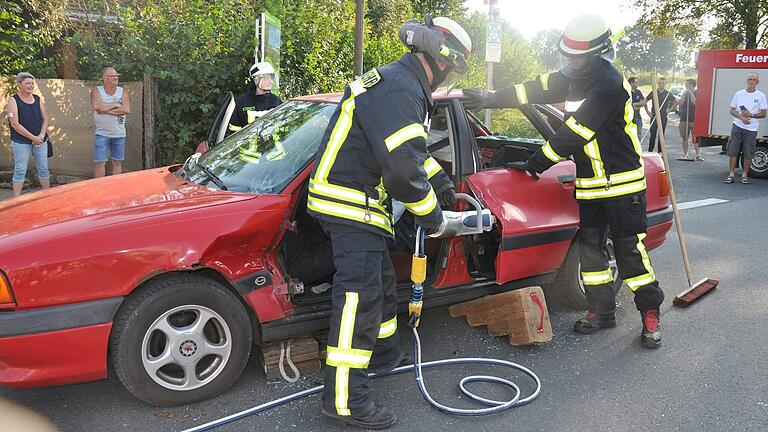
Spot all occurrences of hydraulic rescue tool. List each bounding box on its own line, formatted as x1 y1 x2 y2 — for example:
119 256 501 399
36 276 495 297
180 194 541 432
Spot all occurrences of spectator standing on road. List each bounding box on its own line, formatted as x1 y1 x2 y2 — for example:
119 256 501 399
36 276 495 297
645 76 676 152
629 77 645 140
724 73 767 184
227 62 282 135
91 66 130 178
677 78 699 160
5 72 50 197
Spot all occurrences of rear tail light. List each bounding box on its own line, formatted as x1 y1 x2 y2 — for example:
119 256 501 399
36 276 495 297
0 270 15 308
658 171 670 198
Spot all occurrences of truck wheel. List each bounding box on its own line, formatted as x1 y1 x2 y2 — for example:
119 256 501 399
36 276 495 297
749 146 768 179
110 274 252 406
546 238 622 310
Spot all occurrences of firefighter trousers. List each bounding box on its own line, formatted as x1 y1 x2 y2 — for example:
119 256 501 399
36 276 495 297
319 220 401 417
578 193 665 315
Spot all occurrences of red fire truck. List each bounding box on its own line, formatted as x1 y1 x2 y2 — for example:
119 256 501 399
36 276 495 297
695 49 768 178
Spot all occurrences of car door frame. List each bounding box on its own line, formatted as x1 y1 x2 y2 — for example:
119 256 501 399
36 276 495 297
453 99 579 285
205 91 237 151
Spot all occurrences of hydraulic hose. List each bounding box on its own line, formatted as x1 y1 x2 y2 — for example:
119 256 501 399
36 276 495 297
181 339 541 432
181 209 541 432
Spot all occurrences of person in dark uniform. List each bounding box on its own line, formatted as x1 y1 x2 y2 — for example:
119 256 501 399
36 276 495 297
228 61 282 134
465 14 665 350
308 15 472 430
628 76 644 140
644 76 675 152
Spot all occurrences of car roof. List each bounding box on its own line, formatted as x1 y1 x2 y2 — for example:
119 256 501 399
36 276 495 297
291 89 466 104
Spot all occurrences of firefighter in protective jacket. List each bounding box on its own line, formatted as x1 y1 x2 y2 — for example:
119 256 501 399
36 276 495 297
308 15 472 429
466 14 664 349
228 62 282 134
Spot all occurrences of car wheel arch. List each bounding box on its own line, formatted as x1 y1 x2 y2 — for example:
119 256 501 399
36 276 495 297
110 268 262 354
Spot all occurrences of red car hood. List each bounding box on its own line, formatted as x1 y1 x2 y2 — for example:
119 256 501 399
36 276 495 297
0 167 253 239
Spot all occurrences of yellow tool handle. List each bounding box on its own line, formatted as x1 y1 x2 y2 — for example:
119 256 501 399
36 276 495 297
408 301 423 328
411 254 427 284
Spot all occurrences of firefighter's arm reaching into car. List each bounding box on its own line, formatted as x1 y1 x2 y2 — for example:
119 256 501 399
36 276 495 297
463 71 570 109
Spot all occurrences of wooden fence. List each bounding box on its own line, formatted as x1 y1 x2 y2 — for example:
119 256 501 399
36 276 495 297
0 76 157 181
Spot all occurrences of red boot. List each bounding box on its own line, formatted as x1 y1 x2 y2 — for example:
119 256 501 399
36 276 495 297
640 309 662 348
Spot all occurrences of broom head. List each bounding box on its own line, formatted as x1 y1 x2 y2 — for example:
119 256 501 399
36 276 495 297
673 278 719 307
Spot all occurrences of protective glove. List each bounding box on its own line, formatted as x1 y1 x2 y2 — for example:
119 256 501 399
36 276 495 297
506 161 540 180
437 187 456 210
463 88 497 110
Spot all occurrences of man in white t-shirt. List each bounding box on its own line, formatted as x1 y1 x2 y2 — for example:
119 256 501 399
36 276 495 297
725 73 768 184
90 66 131 178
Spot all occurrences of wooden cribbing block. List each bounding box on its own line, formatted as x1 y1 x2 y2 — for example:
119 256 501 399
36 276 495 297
448 286 553 346
261 337 321 379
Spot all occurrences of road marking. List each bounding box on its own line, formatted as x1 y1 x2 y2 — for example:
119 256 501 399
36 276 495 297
677 198 729 211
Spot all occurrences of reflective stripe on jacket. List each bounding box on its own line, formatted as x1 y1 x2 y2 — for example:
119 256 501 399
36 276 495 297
308 53 445 236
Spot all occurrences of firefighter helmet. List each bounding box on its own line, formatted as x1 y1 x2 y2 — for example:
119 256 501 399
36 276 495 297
249 61 275 90
430 16 472 70
558 14 621 61
398 15 472 91
399 15 472 73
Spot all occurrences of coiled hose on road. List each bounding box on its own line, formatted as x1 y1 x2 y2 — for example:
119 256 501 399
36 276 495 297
181 220 541 431
181 333 541 432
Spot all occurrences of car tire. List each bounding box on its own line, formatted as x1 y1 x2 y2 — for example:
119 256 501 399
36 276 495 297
749 146 768 179
110 274 252 406
545 238 622 310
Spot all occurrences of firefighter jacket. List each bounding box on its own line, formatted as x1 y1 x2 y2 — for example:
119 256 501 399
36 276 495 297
228 91 282 133
492 59 645 201
308 53 451 237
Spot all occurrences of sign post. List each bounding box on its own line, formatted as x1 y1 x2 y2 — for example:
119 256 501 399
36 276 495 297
259 11 282 93
485 2 501 127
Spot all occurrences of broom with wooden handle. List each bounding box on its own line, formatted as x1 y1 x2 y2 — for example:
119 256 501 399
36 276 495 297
649 72 718 307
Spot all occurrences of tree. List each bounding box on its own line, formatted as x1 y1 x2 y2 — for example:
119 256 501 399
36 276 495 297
635 0 767 49
531 29 561 72
0 0 67 77
68 0 409 164
410 0 466 20
617 24 678 73
456 12 542 137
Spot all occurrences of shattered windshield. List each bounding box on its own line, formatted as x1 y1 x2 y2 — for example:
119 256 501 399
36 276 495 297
183 100 335 194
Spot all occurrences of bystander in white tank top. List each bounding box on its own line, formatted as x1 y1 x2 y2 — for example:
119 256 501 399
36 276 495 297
93 85 126 138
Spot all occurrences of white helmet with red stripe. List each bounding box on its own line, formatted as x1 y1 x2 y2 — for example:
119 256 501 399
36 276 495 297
558 14 622 61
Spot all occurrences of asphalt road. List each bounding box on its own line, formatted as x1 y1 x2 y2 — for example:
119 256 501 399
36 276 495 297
3 116 768 431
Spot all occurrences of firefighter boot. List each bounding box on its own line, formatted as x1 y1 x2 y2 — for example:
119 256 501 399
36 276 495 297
640 309 662 348
573 312 616 334
322 404 397 430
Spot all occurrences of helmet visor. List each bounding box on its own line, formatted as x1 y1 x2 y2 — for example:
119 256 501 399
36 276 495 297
433 68 463 95
559 54 601 79
253 73 275 90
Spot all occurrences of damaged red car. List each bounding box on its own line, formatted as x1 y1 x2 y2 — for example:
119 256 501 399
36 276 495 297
0 91 673 406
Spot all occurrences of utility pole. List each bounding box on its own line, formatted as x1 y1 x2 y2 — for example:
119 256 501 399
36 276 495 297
354 0 365 77
484 0 500 128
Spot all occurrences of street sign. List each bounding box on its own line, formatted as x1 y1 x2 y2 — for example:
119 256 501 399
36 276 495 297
485 7 501 63
259 11 282 92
